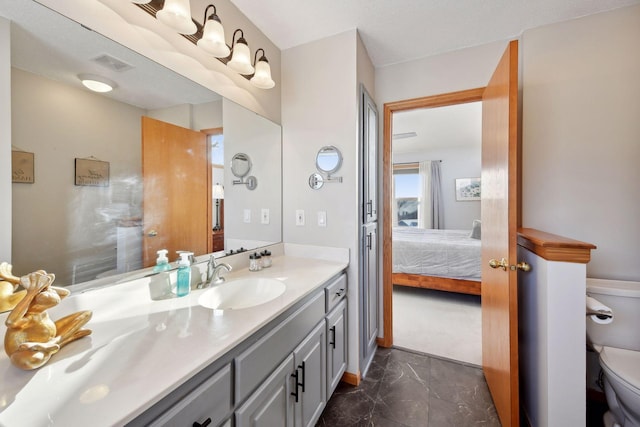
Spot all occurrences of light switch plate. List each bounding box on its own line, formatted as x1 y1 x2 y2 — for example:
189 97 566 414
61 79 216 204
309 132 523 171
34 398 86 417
295 209 305 226
243 209 251 223
317 211 327 227
261 208 270 224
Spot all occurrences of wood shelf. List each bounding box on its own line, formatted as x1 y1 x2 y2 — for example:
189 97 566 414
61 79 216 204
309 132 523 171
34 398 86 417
517 228 597 264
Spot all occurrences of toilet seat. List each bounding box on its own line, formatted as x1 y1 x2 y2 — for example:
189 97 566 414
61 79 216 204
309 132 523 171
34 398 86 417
600 346 640 393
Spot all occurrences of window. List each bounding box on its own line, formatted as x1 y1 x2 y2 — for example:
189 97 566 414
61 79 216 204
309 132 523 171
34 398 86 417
393 164 419 227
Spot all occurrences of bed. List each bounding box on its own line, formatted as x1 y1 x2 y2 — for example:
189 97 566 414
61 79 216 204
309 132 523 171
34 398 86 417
392 227 481 295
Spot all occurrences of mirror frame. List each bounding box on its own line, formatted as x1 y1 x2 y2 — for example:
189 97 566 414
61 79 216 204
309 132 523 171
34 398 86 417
230 153 252 178
316 145 343 176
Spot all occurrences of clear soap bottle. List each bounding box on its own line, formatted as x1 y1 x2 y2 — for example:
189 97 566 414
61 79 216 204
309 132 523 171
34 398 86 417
176 252 193 297
153 249 171 273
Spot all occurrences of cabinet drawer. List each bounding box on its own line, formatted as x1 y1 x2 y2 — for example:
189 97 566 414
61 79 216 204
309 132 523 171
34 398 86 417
324 274 347 313
235 291 325 404
149 364 232 427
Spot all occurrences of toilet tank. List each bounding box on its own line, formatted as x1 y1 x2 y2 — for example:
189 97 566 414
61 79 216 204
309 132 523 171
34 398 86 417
586 278 640 351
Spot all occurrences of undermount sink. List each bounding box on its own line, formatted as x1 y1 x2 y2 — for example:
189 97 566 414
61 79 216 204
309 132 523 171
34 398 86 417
198 278 286 310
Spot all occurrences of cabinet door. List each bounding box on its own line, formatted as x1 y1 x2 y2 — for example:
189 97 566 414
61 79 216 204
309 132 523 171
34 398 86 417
236 355 295 427
293 322 326 427
361 222 379 367
362 87 378 223
326 299 347 397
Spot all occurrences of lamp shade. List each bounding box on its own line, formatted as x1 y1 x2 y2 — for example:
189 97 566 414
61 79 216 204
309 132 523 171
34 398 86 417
227 39 254 75
78 74 116 93
250 57 275 89
212 184 224 200
197 14 230 57
156 0 197 34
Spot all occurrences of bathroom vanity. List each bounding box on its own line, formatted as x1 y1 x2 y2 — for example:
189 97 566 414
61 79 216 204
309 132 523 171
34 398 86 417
0 252 348 426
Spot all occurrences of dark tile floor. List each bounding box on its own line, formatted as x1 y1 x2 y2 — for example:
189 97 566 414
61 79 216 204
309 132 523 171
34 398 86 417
316 347 500 427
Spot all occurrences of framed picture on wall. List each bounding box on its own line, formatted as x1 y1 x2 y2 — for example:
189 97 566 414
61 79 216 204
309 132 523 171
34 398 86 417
455 177 481 201
12 151 35 184
75 158 110 187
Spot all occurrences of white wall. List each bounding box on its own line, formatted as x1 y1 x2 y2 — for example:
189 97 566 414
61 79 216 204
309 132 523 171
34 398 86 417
394 147 481 229
282 30 363 374
522 4 640 281
11 69 145 284
0 17 10 261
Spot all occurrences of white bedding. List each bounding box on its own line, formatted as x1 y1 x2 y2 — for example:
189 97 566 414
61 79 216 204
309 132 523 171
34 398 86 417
392 227 481 281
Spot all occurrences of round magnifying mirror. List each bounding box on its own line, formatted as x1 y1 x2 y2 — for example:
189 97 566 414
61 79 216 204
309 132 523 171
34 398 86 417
231 153 252 178
316 146 342 175
246 176 258 190
309 173 324 190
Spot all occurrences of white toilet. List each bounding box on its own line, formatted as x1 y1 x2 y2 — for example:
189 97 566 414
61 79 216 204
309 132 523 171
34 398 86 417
586 278 640 427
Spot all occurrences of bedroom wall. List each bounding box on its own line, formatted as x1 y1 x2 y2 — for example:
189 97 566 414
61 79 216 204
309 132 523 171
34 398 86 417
394 147 481 230
521 4 640 281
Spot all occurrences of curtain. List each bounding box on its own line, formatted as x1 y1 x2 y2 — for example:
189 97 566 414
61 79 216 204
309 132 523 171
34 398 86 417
430 161 444 229
418 160 444 229
418 161 432 228
392 174 398 226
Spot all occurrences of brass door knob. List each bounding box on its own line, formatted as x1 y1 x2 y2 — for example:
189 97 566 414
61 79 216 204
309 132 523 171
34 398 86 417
147 229 158 237
489 258 509 271
516 261 531 272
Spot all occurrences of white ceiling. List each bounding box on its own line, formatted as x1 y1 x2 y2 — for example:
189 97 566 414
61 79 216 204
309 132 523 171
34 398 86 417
392 102 481 155
230 0 639 67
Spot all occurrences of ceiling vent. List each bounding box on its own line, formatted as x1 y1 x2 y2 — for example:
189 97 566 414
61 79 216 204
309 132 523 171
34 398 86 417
91 54 133 72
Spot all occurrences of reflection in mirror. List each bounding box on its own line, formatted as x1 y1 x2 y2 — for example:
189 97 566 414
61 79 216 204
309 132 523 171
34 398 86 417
231 153 252 178
4 1 282 289
316 145 343 175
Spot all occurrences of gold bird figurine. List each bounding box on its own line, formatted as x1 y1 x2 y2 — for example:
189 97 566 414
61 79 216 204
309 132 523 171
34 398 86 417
0 262 27 312
4 270 92 370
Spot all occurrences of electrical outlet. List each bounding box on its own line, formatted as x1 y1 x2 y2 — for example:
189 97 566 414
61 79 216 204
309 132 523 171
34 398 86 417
295 209 305 226
243 209 251 223
317 211 327 227
261 208 270 224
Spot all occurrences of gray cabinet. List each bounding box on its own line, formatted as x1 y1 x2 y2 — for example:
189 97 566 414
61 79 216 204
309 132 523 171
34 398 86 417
236 355 295 427
361 222 379 370
362 87 378 223
326 299 347 396
293 321 327 427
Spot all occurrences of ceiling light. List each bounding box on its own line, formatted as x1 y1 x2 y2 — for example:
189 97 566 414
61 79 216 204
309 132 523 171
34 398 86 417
78 74 116 93
197 4 230 58
156 0 197 35
250 49 275 89
130 0 151 4
227 29 254 75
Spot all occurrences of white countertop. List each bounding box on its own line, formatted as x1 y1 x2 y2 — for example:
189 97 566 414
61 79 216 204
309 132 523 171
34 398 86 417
0 255 347 426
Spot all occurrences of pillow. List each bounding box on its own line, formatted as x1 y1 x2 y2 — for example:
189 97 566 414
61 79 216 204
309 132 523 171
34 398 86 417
469 220 481 239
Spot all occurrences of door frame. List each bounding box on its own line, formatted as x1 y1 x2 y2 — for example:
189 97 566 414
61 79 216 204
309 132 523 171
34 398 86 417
380 87 485 347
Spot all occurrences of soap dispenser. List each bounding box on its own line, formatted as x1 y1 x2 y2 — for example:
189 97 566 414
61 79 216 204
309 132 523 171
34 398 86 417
153 249 171 273
176 252 193 297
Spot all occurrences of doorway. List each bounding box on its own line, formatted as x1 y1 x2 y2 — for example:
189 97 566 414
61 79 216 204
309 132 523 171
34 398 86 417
381 88 485 357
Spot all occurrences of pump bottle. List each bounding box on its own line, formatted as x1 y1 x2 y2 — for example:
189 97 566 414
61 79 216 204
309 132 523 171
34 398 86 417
176 252 193 297
153 249 171 273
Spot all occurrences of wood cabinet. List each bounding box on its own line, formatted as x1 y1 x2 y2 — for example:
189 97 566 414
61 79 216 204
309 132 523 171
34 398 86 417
211 229 224 252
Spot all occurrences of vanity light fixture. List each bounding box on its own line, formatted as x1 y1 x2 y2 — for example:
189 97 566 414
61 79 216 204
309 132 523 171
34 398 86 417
133 2 275 88
78 74 116 93
197 5 230 57
227 29 254 75
250 49 275 89
156 0 197 35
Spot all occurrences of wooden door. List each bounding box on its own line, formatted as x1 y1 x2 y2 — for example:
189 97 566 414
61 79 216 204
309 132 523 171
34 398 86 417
142 116 210 267
481 40 520 426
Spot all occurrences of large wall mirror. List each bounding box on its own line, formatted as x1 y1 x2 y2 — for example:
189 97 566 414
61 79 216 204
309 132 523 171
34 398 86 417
3 1 282 287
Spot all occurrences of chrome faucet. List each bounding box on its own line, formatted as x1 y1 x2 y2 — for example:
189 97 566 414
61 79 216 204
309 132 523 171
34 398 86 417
201 255 232 287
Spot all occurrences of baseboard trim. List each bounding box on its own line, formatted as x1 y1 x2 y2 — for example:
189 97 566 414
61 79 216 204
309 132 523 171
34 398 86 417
341 371 360 386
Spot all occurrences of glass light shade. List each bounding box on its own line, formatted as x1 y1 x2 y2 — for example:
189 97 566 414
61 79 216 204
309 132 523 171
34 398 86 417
250 59 275 89
78 74 116 93
130 0 152 4
197 18 230 58
227 41 254 75
156 0 197 35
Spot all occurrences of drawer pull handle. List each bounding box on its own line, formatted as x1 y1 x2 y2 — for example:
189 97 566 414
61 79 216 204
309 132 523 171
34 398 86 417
335 288 345 297
329 326 336 349
291 370 300 402
298 361 306 393
193 418 211 427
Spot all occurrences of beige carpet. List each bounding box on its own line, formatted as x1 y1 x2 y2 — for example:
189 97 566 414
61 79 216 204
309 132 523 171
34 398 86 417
392 285 482 365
